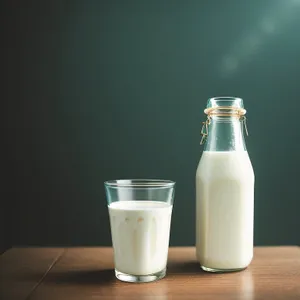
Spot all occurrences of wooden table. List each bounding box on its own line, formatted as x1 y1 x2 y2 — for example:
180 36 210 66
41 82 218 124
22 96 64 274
1 247 299 299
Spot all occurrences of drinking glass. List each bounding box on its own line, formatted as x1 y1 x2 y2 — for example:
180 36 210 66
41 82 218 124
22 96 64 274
104 179 175 283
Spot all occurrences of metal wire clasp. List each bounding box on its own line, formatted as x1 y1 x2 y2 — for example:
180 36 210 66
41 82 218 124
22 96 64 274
200 115 249 145
241 116 249 136
200 116 211 145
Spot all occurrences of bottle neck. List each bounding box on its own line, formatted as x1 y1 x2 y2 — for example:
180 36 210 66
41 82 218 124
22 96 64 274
204 116 247 152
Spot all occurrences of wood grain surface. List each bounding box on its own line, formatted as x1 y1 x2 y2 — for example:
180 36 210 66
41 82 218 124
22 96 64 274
0 248 64 300
0 247 299 299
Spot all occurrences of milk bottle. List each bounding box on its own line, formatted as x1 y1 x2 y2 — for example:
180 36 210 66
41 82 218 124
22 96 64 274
196 97 255 272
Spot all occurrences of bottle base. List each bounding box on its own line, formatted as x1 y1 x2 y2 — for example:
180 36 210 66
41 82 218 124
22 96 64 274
201 265 247 273
115 268 166 283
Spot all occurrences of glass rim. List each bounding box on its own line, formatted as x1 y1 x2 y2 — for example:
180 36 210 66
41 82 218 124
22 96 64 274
210 96 242 101
207 96 244 109
104 179 175 189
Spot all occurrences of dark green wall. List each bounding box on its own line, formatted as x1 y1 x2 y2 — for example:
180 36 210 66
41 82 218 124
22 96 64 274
3 0 300 247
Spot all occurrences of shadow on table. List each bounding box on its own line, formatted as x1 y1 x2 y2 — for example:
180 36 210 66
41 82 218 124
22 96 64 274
47 269 116 285
26 269 116 286
167 261 208 274
25 262 240 286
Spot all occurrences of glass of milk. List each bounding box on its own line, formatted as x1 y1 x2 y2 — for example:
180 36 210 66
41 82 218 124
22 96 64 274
104 179 175 283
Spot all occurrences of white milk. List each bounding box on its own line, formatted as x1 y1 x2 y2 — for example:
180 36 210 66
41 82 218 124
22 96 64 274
108 201 172 275
196 151 254 270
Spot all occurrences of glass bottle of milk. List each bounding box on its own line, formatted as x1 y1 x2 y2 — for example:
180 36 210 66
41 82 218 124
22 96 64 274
196 97 254 272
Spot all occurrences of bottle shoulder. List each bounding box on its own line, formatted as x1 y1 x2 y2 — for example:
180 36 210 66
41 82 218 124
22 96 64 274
196 151 254 180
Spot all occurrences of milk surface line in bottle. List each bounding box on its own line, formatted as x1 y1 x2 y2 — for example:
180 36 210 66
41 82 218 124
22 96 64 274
196 97 255 272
